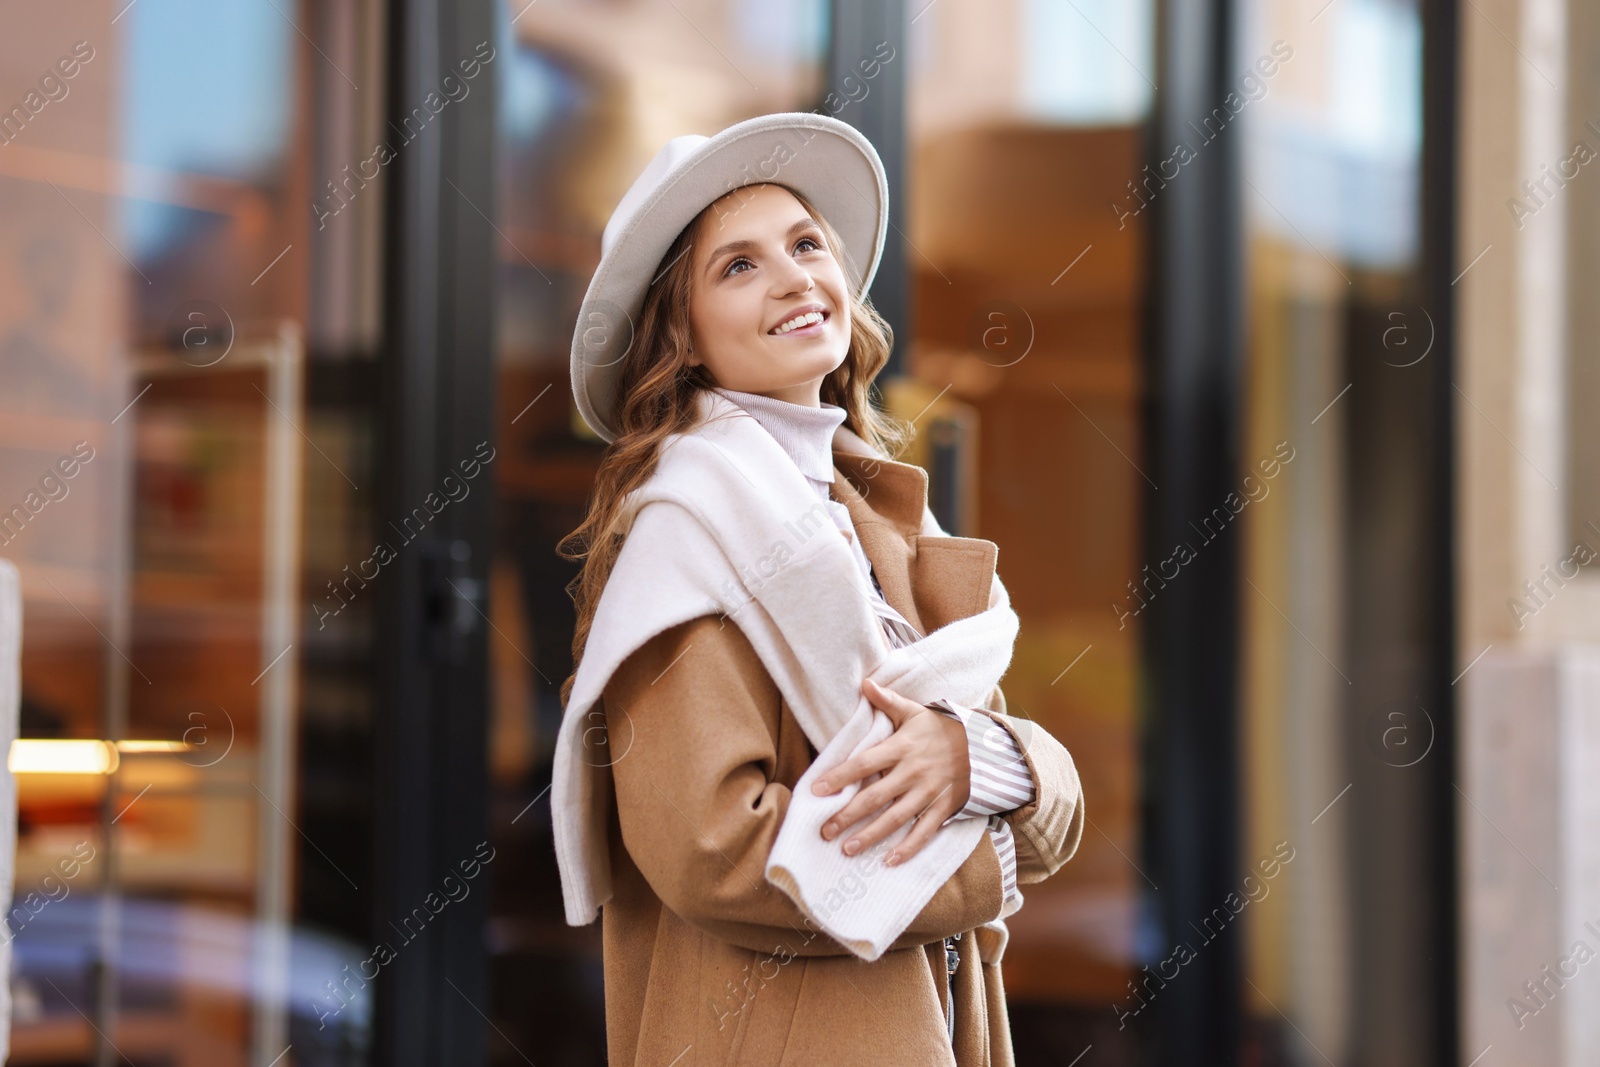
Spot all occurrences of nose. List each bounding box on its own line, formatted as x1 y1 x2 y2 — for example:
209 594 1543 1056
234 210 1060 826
770 249 815 298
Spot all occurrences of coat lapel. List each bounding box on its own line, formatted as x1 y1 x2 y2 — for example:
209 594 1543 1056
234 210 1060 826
829 449 1000 637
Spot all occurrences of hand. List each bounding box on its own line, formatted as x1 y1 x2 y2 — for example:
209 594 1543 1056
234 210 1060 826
809 678 971 866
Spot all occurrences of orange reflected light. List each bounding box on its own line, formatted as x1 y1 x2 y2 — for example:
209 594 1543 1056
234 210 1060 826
9 740 120 775
113 740 191 754
9 739 196 774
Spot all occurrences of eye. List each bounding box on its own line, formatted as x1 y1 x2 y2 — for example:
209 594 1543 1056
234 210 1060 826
720 235 825 278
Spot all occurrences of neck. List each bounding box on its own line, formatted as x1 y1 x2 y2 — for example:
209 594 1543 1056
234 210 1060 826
732 377 824 406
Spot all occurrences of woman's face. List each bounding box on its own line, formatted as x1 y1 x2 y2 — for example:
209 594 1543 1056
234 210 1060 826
686 183 851 406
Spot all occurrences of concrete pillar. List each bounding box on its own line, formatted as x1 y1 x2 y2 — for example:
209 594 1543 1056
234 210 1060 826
1461 646 1600 1064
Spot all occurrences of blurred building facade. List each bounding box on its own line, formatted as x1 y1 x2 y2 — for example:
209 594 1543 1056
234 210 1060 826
0 0 1592 1065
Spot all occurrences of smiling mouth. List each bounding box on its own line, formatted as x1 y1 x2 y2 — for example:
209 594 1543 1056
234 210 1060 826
769 309 830 336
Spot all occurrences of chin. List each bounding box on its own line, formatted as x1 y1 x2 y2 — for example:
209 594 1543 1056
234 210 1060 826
796 359 848 393
816 344 851 376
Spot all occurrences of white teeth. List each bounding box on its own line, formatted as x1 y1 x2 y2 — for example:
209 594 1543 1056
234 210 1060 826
772 311 824 334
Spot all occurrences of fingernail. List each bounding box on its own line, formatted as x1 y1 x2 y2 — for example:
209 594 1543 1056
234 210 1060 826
843 839 860 856
822 822 836 839
812 779 830 795
885 851 900 866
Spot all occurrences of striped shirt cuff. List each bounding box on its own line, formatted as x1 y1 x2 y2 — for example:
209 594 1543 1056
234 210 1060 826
987 814 1022 912
926 699 1037 817
927 699 1033 912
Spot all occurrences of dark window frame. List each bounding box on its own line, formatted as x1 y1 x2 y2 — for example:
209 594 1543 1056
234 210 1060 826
370 0 498 1063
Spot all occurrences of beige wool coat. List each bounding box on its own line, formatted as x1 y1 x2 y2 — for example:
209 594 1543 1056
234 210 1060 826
595 446 1086 1067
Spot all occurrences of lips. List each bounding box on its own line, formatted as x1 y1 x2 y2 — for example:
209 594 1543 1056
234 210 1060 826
768 303 830 335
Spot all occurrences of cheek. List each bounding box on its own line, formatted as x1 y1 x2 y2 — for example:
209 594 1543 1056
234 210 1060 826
705 290 765 347
687 291 724 351
687 293 754 377
822 274 851 339
820 269 852 323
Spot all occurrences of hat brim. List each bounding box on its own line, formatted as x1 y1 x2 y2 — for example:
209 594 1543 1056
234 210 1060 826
570 112 890 444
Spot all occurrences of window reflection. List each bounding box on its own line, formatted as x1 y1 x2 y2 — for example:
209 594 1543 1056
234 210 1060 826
2 2 378 1063
904 5 1152 1062
1238 0 1425 1059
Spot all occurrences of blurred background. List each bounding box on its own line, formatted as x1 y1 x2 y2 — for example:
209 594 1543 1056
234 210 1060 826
0 0 1594 1064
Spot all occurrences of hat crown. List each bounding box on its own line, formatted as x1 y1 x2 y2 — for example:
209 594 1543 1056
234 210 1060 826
602 133 710 259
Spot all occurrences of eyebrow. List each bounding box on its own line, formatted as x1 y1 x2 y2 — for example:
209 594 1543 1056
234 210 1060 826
703 217 822 277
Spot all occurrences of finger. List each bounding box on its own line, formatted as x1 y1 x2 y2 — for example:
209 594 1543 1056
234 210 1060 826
861 678 921 727
885 784 957 866
860 678 901 725
821 766 911 842
811 736 904 796
842 790 931 857
821 768 905 841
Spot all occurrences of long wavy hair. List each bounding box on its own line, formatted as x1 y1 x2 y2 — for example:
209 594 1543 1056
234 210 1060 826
556 182 910 708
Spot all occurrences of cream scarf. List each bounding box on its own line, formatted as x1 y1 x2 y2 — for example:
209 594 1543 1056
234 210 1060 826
552 389 1020 962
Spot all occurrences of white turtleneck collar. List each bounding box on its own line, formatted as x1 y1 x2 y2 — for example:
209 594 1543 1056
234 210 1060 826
711 386 847 492
710 385 924 644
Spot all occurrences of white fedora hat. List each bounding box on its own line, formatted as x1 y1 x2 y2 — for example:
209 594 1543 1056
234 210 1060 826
569 111 890 444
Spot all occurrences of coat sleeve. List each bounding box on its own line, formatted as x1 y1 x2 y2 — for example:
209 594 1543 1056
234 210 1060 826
970 698 1086 885
602 614 1005 958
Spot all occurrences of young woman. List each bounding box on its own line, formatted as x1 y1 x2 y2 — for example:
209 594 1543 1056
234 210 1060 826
553 113 1085 1066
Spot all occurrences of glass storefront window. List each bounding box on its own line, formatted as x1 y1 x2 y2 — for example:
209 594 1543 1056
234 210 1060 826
903 2 1153 1062
2 3 383 1063
1238 0 1430 1060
